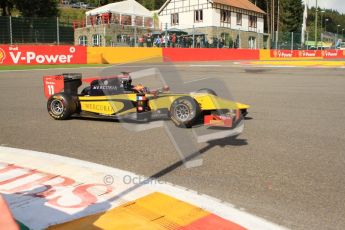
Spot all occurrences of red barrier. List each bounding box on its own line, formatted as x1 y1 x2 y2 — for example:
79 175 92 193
270 49 345 59
162 48 260 62
0 45 87 65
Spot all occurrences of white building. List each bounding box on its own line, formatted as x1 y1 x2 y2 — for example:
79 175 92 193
158 0 266 48
85 0 154 28
75 0 155 47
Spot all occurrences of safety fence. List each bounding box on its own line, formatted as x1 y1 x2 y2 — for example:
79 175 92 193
75 21 268 49
271 31 345 50
0 45 345 66
0 16 74 45
2 16 344 51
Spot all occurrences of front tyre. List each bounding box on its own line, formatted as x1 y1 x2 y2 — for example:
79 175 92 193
240 109 248 117
47 93 77 120
170 96 201 128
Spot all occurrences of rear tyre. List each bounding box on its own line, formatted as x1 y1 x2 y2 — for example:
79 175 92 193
197 88 217 96
62 73 82 80
47 93 77 120
170 96 201 128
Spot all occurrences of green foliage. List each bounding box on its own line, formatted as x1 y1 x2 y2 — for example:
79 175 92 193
16 0 59 17
140 0 155 10
0 0 14 16
59 7 86 21
82 0 165 10
307 7 345 36
251 0 345 38
1 0 344 39
250 0 303 33
280 0 303 32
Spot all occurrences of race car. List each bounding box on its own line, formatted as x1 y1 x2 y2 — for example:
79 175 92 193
43 73 250 128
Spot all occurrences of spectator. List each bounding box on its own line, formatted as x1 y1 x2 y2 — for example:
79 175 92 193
171 33 177 47
161 36 164 47
207 37 211 48
154 36 161 47
176 36 180 48
196 36 201 48
179 36 184 48
200 36 205 48
188 37 193 48
130 36 135 47
205 36 209 48
138 36 144 47
161 35 169 47
213 37 218 48
109 12 112 23
96 14 101 25
219 37 224 48
146 34 152 47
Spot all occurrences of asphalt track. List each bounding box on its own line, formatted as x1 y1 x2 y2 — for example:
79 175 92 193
1 62 345 230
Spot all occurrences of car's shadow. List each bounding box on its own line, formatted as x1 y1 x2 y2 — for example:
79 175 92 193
104 134 248 203
71 115 170 124
71 114 253 123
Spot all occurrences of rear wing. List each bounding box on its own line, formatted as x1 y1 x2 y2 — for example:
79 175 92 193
43 75 64 99
43 73 82 99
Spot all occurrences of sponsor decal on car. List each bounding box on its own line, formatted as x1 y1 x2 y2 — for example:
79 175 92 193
92 85 118 90
43 76 65 99
82 103 114 113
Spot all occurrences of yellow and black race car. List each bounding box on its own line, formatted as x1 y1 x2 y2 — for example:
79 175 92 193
43 73 249 128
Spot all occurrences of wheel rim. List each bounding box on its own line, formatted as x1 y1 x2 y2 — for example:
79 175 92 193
50 99 64 115
174 104 190 122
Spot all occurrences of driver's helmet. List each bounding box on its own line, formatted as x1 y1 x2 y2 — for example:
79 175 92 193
133 84 149 93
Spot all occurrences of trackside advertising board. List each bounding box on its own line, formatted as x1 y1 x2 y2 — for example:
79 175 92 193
270 49 345 58
0 45 87 65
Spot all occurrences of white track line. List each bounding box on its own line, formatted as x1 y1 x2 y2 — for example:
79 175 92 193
184 77 213 84
189 64 221 67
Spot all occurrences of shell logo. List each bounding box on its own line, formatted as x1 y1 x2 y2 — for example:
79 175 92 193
0 48 6 64
321 51 325 57
273 50 278 57
298 51 303 57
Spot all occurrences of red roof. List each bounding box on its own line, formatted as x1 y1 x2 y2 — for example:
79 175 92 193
212 0 266 14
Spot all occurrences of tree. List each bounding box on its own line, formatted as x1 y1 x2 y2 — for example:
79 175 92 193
307 7 345 40
250 0 304 33
15 0 59 17
141 0 155 10
280 0 303 32
0 0 14 16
